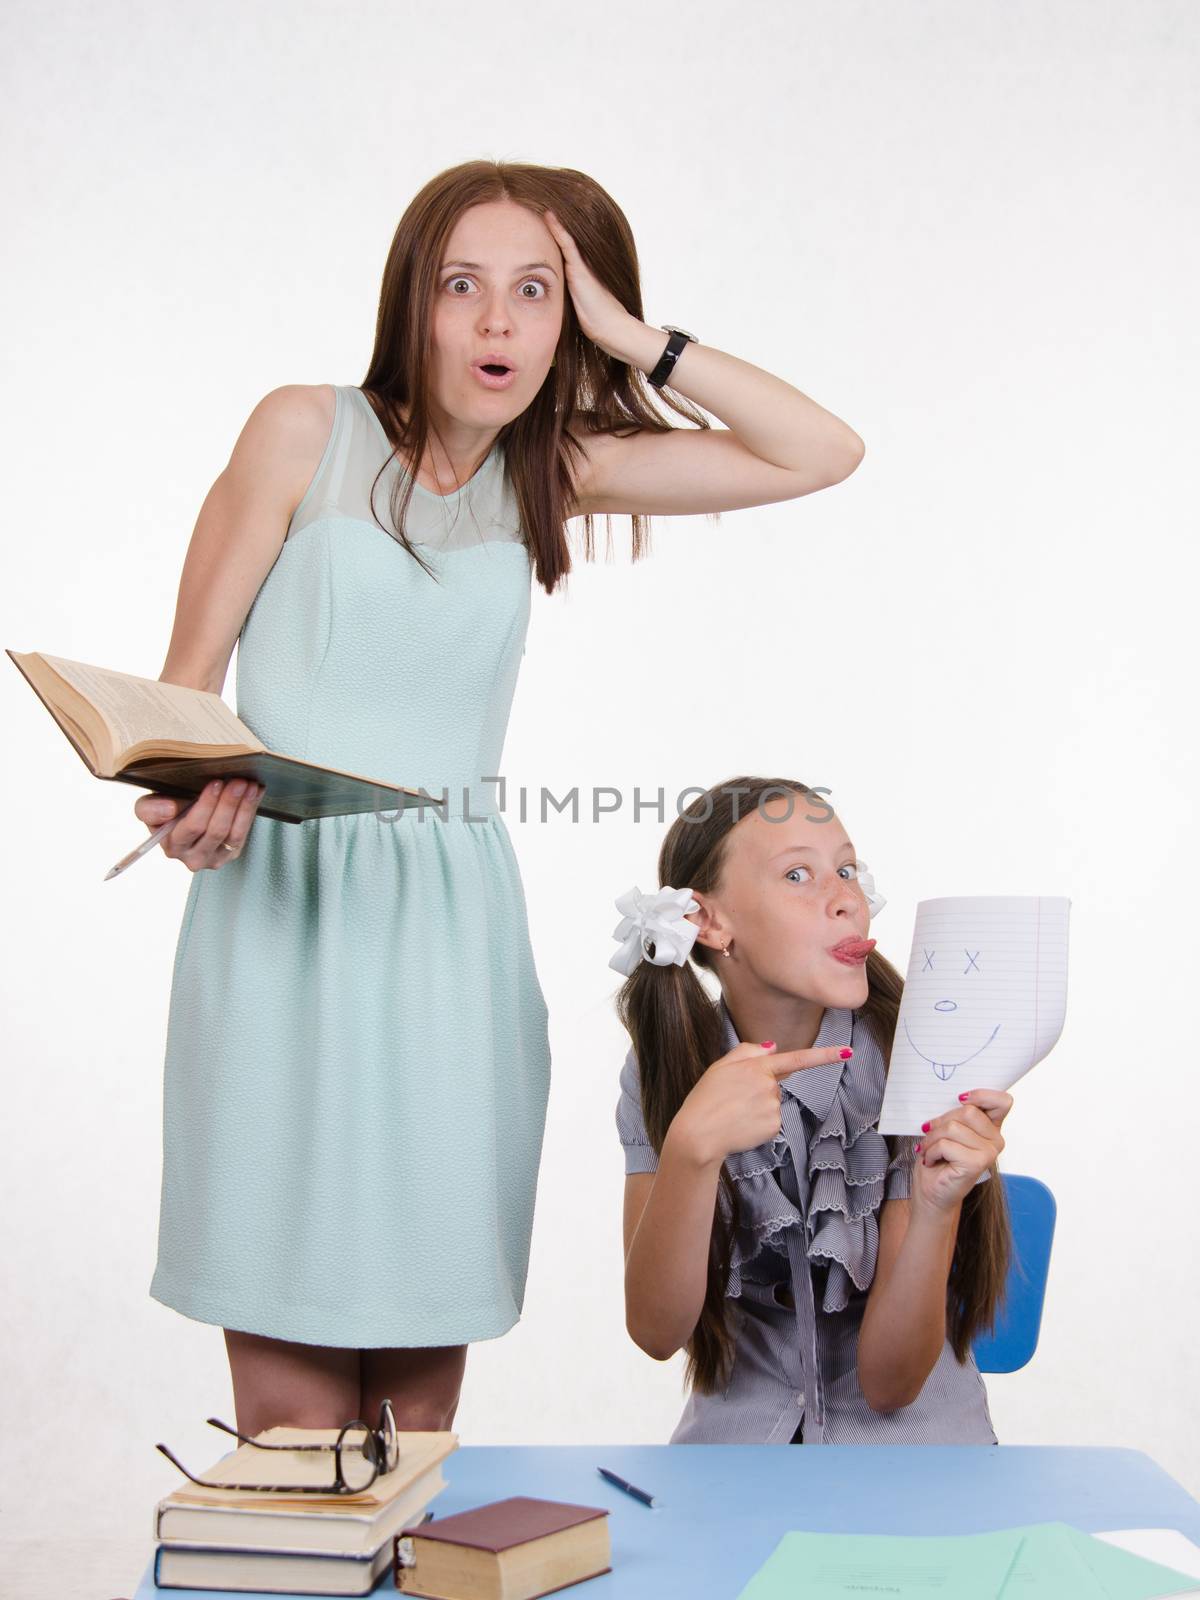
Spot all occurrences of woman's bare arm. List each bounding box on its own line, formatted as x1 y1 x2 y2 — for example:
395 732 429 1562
132 383 333 867
159 383 333 694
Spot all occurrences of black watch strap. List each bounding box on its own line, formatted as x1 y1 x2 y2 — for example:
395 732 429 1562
647 326 697 390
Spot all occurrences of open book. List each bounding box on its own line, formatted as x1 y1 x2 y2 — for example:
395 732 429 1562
8 650 428 824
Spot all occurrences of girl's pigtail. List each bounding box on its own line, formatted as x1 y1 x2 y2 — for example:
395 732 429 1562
615 955 742 1393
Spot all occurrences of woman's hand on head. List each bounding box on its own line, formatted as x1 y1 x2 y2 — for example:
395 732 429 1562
541 208 636 357
133 778 266 873
910 1088 1013 1213
671 1039 851 1169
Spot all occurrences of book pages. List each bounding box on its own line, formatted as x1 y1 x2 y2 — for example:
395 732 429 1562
42 653 260 758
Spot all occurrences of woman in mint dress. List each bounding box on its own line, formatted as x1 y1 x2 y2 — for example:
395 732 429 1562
135 159 866 1435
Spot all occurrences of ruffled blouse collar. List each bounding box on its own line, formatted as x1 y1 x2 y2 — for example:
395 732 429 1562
716 994 892 1314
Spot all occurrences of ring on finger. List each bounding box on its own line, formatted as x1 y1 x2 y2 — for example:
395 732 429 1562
221 842 238 853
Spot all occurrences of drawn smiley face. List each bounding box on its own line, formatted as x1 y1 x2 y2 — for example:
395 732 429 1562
881 896 1071 1135
901 947 1000 1082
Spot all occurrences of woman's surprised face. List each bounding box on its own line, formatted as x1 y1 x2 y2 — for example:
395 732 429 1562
431 198 564 422
711 794 876 1007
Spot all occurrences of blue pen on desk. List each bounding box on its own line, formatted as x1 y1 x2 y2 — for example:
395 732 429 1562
597 1467 658 1508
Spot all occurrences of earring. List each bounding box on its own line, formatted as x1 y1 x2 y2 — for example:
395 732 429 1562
721 942 731 958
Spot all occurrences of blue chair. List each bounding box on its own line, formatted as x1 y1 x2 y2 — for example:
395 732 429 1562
972 1173 1056 1373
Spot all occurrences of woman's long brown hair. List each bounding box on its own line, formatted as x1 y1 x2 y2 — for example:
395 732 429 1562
616 777 1012 1395
360 158 712 594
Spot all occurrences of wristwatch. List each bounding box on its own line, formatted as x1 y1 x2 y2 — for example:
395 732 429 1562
647 325 698 390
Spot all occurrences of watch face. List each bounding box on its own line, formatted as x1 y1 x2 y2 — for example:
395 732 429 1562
661 325 697 342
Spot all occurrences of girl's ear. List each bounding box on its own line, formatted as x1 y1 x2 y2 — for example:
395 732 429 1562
687 894 728 954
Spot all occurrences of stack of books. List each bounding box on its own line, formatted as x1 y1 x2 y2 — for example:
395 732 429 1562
153 1426 458 1595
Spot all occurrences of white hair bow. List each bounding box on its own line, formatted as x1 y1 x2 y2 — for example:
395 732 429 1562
855 860 886 918
608 885 701 976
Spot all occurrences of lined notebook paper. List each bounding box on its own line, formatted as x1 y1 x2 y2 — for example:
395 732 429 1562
878 896 1070 1135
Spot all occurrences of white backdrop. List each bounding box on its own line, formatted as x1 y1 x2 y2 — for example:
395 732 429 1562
2 1 1196 1589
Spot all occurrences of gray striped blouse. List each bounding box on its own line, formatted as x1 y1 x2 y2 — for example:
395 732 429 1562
615 995 997 1445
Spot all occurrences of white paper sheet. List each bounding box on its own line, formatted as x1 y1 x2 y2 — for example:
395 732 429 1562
878 896 1070 1135
1095 1529 1200 1588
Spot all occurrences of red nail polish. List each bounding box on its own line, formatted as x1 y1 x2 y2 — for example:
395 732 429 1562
920 1121 931 1133
839 1048 853 1059
914 1143 923 1154
958 1093 970 1102
760 1040 775 1049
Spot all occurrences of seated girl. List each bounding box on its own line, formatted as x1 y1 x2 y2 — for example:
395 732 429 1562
611 776 1013 1444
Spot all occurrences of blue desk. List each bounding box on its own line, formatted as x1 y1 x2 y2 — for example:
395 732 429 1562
134 1444 1200 1598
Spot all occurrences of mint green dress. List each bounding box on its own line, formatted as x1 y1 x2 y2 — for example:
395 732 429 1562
150 385 552 1347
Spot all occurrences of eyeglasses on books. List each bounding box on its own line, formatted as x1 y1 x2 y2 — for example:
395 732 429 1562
156 1397 400 1495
